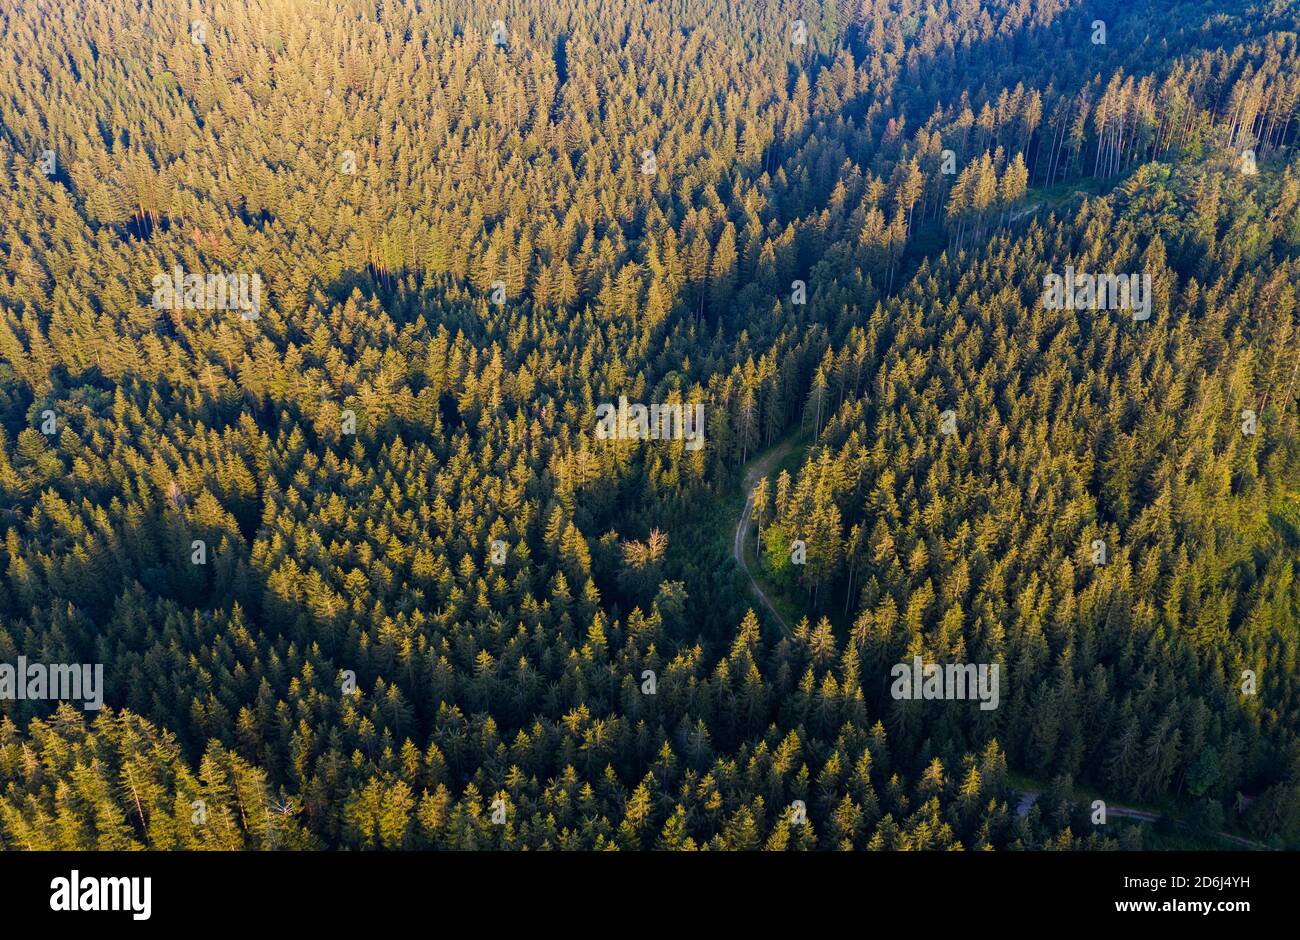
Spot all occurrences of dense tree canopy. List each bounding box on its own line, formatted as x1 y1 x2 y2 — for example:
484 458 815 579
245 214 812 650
0 0 1298 849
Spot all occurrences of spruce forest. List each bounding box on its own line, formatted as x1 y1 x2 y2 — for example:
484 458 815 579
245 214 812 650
1 0 1299 852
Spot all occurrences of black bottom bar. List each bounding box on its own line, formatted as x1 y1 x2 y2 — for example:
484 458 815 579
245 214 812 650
0 850 1280 927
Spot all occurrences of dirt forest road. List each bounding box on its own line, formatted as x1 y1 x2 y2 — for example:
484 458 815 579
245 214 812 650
1012 789 1267 850
733 436 800 639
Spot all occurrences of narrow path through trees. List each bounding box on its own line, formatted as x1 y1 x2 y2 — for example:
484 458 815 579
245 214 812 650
732 435 801 639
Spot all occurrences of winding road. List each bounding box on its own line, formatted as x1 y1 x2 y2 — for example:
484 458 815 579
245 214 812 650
733 436 800 639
